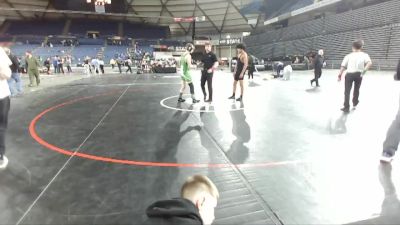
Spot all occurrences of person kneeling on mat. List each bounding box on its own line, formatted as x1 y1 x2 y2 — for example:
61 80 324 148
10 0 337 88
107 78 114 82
178 43 200 103
144 175 219 225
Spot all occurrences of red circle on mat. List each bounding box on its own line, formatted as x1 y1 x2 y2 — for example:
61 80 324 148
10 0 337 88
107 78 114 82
29 91 303 168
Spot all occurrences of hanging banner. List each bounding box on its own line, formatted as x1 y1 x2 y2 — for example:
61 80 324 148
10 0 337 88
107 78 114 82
219 38 241 45
174 17 195 23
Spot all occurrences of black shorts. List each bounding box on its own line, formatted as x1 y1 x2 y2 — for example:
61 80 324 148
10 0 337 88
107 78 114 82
201 70 213 77
234 72 244 81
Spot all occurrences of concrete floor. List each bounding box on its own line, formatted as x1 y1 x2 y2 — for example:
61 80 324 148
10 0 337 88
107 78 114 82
0 69 399 225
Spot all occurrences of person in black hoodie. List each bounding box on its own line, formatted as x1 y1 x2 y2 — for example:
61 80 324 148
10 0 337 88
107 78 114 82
143 175 219 225
310 49 324 87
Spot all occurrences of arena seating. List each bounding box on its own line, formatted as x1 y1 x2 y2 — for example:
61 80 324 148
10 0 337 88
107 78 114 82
266 0 314 20
69 20 118 36
33 46 73 59
245 0 400 69
103 45 128 62
3 20 168 39
10 44 39 56
72 45 103 61
6 21 64 36
123 23 168 39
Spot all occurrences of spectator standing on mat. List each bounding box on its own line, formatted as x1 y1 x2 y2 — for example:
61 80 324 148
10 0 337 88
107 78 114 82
58 56 65 74
52 56 58 74
65 56 72 73
338 40 372 113
229 44 248 102
248 55 255 80
98 58 105 74
44 57 51 74
201 43 218 102
380 59 400 163
144 175 219 225
4 48 22 96
310 49 324 87
84 56 92 75
276 61 284 78
304 56 310 70
110 58 116 69
91 57 99 74
283 63 293 81
117 57 123 74
125 57 132 74
178 43 200 103
0 47 12 169
25 51 40 87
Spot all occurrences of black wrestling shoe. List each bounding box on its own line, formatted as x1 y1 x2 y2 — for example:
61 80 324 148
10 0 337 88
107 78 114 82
341 107 350 113
228 95 235 100
192 99 200 103
178 98 185 103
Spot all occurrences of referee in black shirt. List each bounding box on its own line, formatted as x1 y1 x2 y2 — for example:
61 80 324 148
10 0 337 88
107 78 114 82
201 43 219 102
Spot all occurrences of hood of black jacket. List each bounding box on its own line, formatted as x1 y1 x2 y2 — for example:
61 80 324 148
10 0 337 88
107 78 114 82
146 198 202 222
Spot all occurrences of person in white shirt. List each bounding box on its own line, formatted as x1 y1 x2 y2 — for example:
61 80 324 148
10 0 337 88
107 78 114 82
98 58 105 74
283 63 293 81
109 58 116 69
91 58 99 74
0 47 12 169
338 40 372 113
125 58 132 74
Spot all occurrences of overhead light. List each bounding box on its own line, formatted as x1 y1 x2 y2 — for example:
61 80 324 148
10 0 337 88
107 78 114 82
86 0 91 3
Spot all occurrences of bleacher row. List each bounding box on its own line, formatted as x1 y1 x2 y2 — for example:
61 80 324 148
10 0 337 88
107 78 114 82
245 0 400 69
266 0 314 20
5 20 169 39
9 44 130 63
8 38 183 63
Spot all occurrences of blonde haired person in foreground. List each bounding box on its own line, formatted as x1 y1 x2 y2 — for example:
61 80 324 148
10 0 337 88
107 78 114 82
144 175 219 225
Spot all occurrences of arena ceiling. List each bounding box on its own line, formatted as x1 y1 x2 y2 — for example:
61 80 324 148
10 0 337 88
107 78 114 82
0 0 265 36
